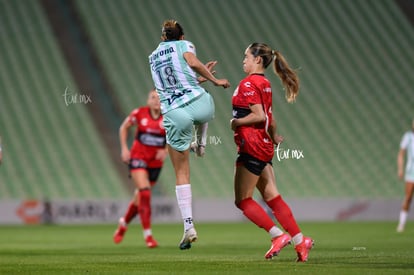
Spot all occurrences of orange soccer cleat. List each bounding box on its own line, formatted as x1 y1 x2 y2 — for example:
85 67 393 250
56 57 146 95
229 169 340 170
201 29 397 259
145 235 159 248
113 219 128 244
264 233 292 259
295 236 314 262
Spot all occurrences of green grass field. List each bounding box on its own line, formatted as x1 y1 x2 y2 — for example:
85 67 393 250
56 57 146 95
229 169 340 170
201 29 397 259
0 222 413 274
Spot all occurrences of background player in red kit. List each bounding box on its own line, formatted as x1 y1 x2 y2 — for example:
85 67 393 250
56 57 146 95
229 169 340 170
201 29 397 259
113 89 167 248
231 43 313 262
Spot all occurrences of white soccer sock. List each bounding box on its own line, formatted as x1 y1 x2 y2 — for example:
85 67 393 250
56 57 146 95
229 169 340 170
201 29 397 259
176 184 194 231
398 210 408 227
143 229 152 238
119 217 127 227
268 226 284 239
292 233 304 245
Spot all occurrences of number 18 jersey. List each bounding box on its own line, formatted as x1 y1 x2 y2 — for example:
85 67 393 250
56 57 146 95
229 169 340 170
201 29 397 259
149 40 206 114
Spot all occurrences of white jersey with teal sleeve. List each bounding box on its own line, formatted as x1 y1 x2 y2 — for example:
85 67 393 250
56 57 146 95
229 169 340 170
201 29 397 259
149 40 206 114
400 131 414 182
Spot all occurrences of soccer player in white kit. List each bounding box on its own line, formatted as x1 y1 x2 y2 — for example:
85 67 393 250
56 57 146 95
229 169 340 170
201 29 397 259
149 19 230 249
397 119 414 232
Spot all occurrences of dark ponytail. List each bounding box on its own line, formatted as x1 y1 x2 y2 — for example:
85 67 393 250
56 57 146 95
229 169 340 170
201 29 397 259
161 20 184 41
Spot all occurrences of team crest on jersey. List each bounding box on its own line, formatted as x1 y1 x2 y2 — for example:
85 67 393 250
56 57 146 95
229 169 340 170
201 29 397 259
140 118 148 126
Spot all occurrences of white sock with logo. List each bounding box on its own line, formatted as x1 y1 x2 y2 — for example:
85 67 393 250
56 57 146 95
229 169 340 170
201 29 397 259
176 184 194 231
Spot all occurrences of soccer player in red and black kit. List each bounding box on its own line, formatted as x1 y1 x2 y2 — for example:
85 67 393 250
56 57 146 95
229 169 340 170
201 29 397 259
231 43 313 262
113 89 167 248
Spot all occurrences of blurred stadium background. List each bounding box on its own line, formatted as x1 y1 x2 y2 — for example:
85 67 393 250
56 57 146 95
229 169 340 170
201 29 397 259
0 0 413 224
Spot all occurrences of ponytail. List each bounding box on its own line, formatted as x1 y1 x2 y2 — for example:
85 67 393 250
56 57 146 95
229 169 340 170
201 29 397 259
272 50 299 103
248 43 299 103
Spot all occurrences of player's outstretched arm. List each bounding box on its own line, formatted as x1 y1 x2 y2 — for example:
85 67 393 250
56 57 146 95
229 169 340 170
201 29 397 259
183 52 230 88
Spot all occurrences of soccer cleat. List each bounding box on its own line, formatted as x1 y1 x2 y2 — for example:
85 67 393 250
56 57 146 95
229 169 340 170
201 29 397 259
396 224 404 233
190 142 205 157
265 233 292 259
145 235 158 248
113 223 127 244
179 227 198 250
295 236 314 262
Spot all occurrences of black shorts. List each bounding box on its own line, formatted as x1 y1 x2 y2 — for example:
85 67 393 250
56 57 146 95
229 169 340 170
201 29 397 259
128 159 162 183
147 167 162 183
236 153 272 176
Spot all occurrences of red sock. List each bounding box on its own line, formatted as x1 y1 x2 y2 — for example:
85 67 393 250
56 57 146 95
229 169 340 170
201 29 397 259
266 195 300 236
237 198 275 231
138 189 151 230
123 201 138 224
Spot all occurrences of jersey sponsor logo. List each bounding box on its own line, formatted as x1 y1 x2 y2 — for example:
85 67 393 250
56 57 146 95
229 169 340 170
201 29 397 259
243 91 255 96
150 47 175 62
167 89 192 105
137 132 166 147
150 56 173 72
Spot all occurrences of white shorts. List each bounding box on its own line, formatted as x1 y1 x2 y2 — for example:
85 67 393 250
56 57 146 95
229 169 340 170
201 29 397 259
405 164 414 182
162 92 214 151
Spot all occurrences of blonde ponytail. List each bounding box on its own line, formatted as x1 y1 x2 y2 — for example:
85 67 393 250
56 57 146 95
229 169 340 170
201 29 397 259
248 43 300 103
273 51 299 103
